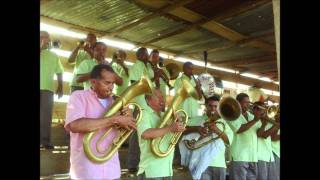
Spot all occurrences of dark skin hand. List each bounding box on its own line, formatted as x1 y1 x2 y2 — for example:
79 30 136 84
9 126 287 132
236 112 259 134
206 121 230 145
257 119 279 139
56 73 63 98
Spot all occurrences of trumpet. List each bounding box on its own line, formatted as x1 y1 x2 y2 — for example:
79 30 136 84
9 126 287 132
149 61 173 89
150 78 200 157
83 75 154 163
249 103 280 126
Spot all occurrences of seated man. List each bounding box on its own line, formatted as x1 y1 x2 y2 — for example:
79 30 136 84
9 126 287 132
179 95 232 180
65 64 136 179
137 89 185 180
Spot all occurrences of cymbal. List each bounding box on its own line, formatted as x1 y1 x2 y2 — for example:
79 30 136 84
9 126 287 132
165 63 180 80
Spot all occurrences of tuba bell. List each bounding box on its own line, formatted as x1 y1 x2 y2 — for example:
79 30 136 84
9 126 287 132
83 75 154 163
150 78 200 157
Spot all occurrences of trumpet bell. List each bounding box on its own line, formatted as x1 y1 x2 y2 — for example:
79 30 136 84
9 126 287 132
267 105 279 119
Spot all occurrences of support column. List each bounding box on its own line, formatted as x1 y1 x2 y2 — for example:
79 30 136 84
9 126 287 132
272 0 280 89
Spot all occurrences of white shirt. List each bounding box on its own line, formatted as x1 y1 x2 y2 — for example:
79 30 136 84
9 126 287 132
98 98 108 108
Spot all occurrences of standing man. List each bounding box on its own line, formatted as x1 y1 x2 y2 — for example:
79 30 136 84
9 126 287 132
126 47 154 173
65 64 136 179
68 33 96 93
254 102 279 180
110 50 130 95
173 62 202 166
149 49 172 99
137 89 185 180
270 114 280 180
173 62 202 119
40 31 64 149
227 93 261 180
76 42 122 90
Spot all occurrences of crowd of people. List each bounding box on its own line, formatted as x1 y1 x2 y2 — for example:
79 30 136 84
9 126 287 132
40 31 280 180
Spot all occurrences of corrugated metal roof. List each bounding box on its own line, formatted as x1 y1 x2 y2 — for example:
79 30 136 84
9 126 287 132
117 16 187 43
40 0 278 80
221 2 274 36
41 0 149 32
206 45 266 62
152 28 229 53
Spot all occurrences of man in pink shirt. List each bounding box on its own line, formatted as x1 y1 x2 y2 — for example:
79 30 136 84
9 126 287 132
65 64 136 180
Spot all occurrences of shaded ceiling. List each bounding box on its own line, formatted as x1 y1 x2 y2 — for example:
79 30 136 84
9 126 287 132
41 0 277 80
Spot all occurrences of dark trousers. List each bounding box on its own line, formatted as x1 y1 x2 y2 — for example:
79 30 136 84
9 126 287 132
201 167 226 180
138 173 172 180
127 130 140 169
229 161 257 180
40 90 54 146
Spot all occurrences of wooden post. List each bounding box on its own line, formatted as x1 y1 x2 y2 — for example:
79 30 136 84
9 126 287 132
272 0 280 86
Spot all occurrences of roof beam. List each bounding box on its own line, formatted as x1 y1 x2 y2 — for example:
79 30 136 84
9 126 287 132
109 0 196 37
138 0 274 52
180 30 274 56
214 0 272 21
211 54 275 66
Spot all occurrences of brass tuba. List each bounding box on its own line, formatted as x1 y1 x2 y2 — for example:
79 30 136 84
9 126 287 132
184 96 241 150
83 75 154 163
150 78 200 157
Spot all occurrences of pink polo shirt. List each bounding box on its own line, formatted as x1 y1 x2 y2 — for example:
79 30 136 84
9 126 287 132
65 89 121 180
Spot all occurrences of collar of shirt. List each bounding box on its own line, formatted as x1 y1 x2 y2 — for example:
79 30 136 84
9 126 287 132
88 88 113 105
143 100 161 118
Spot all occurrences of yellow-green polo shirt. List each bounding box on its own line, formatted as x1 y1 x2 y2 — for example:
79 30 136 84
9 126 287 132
40 49 64 92
137 104 174 178
272 129 280 158
257 122 274 162
70 50 91 87
174 73 200 118
227 112 261 162
76 59 97 90
128 60 154 109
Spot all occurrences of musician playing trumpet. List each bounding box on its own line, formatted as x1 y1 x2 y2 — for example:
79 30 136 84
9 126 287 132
181 95 233 180
149 49 173 99
253 102 280 180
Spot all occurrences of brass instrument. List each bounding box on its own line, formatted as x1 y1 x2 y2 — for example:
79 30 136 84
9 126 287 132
83 75 154 163
165 63 180 80
150 78 200 157
183 112 226 150
149 61 173 89
249 103 280 126
183 96 241 150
